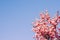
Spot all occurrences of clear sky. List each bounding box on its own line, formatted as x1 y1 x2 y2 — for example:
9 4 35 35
0 0 60 40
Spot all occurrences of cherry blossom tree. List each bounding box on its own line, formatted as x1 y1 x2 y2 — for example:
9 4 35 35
32 10 60 40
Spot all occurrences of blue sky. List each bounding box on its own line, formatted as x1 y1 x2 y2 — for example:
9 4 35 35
0 0 60 40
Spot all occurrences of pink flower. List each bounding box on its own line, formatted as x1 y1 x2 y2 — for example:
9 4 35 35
32 10 60 40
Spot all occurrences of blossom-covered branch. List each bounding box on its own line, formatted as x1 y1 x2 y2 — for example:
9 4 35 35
32 10 60 40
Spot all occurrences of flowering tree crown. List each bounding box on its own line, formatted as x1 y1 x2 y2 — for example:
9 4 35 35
32 10 60 40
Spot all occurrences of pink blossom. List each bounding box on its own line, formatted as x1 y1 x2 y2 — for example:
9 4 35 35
32 10 60 40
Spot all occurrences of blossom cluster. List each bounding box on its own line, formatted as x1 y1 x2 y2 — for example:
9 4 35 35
32 10 60 40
